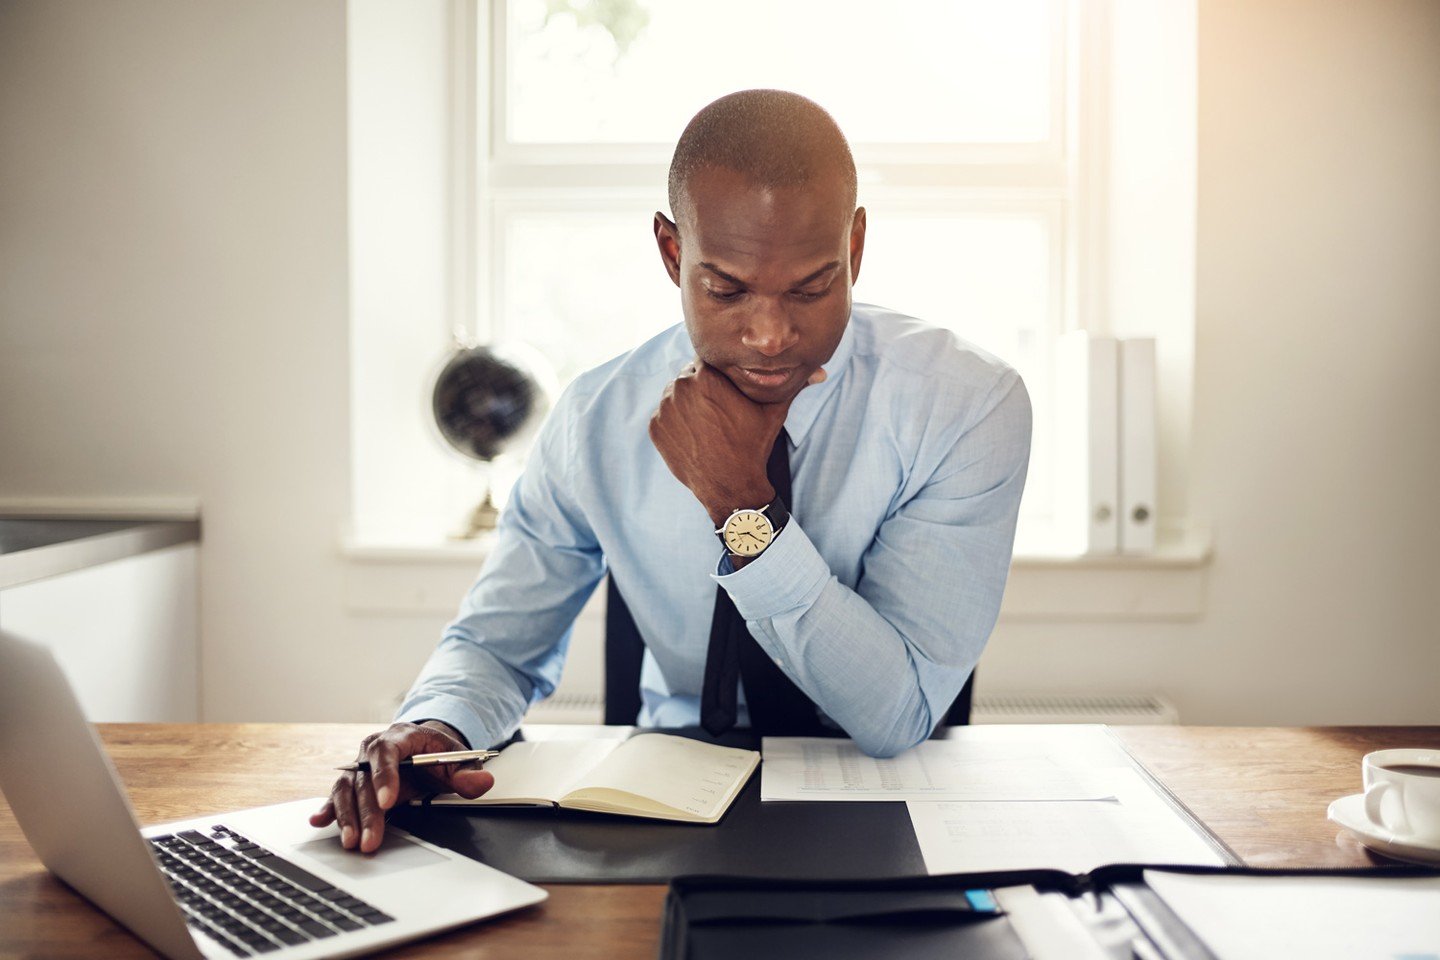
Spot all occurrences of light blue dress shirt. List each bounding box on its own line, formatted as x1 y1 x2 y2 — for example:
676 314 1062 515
396 303 1032 757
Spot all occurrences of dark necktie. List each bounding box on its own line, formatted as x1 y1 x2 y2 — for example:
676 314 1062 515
700 430 828 737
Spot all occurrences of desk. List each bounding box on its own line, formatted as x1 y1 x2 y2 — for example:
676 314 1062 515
2 724 1436 959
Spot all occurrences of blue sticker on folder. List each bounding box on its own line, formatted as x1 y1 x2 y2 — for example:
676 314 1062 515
964 889 999 913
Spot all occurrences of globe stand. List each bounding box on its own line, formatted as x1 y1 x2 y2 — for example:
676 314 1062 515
432 337 555 542
454 484 500 540
449 457 504 541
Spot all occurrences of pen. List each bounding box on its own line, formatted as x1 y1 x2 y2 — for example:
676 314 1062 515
334 749 501 773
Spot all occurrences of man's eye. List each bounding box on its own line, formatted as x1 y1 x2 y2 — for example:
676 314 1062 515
792 288 828 303
707 289 745 303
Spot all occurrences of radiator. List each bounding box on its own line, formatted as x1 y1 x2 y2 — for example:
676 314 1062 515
972 694 1178 725
524 693 604 725
521 692 1178 726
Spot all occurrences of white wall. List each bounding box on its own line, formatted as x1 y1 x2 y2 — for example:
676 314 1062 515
981 0 1440 723
2 0 1436 728
0 1 353 721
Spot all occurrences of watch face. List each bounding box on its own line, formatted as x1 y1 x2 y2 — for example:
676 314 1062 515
723 510 774 556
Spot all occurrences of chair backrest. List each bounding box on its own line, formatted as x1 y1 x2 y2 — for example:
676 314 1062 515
603 577 646 726
604 577 976 728
939 671 976 731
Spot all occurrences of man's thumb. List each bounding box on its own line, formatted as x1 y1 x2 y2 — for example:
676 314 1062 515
449 768 495 799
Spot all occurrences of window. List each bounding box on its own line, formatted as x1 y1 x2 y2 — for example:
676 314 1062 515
348 0 1195 550
473 0 1087 540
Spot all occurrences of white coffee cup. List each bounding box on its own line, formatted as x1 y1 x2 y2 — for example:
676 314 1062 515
1362 748 1440 843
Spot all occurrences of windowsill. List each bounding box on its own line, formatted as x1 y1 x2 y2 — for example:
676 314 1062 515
339 521 1212 622
338 527 1211 567
1010 521 1211 569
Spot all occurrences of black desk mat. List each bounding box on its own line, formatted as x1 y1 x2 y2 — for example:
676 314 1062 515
385 728 928 884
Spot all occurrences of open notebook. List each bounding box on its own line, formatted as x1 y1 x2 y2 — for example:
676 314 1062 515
419 734 760 824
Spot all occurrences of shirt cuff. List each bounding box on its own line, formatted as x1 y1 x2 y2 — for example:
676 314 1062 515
394 693 493 752
710 521 831 621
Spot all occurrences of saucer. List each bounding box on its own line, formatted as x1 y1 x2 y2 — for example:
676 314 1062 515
1327 793 1440 867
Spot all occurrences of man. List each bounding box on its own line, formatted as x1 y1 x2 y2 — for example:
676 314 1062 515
313 90 1031 853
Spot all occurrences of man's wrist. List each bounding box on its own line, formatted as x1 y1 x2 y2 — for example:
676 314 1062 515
417 719 469 748
704 479 775 527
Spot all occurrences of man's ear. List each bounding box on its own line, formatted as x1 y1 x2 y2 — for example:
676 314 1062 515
654 212 682 287
849 207 868 286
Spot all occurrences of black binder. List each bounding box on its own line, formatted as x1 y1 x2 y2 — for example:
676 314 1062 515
660 865 1440 960
390 726 1238 884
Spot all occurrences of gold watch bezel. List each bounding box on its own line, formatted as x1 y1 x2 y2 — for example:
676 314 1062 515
717 506 775 557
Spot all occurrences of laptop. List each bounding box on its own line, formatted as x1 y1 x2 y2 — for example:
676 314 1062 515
0 630 546 959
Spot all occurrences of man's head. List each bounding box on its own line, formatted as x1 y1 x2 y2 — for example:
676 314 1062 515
655 90 866 404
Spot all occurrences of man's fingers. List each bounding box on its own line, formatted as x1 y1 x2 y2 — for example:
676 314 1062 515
353 769 385 853
309 800 336 828
318 723 478 855
329 777 360 849
365 736 402 811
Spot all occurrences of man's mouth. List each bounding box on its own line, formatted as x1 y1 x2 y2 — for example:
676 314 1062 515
737 366 799 388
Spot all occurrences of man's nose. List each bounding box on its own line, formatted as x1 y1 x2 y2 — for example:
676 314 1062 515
740 299 800 357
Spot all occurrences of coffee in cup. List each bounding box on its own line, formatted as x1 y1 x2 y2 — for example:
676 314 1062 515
1363 748 1440 844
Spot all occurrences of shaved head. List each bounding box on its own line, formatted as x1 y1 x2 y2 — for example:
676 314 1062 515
667 89 857 225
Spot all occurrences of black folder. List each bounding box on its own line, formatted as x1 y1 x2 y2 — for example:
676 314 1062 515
659 865 1440 960
389 726 1238 884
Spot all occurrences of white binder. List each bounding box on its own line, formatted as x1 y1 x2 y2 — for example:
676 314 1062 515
1054 331 1118 554
1118 338 1158 554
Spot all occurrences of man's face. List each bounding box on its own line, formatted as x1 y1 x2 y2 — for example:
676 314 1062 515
654 166 867 404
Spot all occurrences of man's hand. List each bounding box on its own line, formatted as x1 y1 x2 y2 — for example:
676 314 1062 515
649 360 826 526
308 720 494 853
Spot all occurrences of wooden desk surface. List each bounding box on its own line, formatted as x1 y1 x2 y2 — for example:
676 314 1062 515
2 724 1437 959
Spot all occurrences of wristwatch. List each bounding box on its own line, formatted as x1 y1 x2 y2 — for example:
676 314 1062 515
714 497 790 558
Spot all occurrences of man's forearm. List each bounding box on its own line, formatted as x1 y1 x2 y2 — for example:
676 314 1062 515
394 636 538 752
716 522 976 758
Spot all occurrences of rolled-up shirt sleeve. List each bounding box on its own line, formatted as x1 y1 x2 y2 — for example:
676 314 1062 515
714 371 1031 758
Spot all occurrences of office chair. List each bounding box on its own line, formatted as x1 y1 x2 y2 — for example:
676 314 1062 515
603 577 975 730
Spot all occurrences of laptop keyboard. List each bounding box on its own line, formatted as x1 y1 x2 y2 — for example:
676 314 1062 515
150 824 394 956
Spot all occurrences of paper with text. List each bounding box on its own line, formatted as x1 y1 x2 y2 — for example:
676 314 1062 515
761 733 1114 802
1143 871 1440 960
907 768 1226 874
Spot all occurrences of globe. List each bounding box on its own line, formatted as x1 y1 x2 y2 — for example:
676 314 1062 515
432 343 552 462
431 340 555 537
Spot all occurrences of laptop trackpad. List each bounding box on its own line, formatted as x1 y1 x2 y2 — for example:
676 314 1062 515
295 831 448 878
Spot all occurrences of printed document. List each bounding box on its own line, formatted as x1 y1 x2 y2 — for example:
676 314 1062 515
761 730 1115 802
1144 871 1440 960
906 767 1227 874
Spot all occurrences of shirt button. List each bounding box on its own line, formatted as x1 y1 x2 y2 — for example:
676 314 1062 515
773 657 783 667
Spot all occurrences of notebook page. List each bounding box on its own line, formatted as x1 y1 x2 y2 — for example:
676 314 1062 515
441 739 621 805
564 734 758 820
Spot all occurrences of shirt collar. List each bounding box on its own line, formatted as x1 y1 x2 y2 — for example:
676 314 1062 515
783 313 857 446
